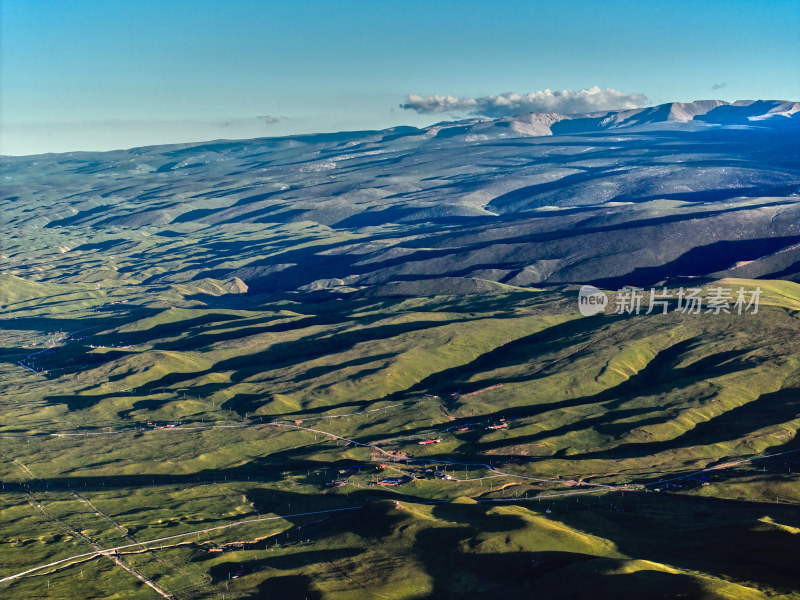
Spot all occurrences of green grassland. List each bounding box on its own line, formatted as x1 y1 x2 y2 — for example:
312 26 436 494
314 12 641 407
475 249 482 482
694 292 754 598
1 274 799 598
3 112 799 599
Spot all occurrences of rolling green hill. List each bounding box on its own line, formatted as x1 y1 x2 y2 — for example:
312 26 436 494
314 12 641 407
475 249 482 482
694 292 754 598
1 275 798 598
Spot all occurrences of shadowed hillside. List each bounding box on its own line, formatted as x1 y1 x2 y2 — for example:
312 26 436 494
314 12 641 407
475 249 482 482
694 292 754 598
2 102 799 295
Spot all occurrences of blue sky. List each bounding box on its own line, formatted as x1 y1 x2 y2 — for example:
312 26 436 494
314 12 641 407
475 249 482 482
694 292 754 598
2 0 799 154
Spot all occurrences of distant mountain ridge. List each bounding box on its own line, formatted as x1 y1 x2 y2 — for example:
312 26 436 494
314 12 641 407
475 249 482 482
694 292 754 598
427 99 800 141
2 98 799 295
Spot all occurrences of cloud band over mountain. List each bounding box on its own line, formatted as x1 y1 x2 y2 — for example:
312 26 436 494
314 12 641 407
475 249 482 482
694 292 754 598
400 86 648 117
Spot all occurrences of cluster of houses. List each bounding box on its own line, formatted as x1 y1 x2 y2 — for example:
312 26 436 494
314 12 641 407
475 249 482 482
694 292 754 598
376 475 413 487
324 464 368 487
145 421 179 429
322 462 463 487
448 418 509 433
653 476 712 493
416 417 513 439
88 341 131 349
375 466 459 487
412 467 455 481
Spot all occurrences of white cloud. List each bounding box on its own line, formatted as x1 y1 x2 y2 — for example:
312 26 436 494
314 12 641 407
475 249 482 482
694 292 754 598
400 86 648 117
